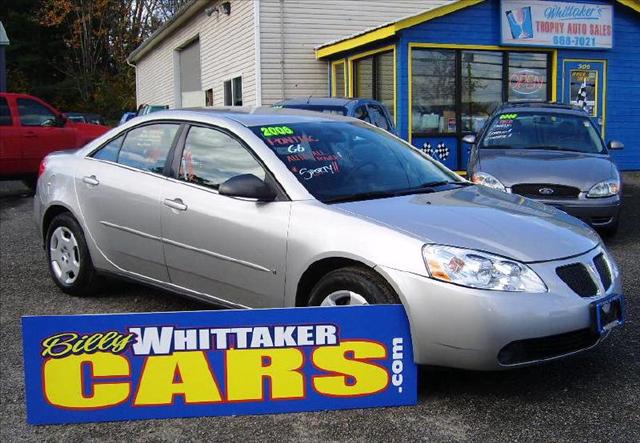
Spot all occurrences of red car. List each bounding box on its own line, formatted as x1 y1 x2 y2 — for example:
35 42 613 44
0 93 110 188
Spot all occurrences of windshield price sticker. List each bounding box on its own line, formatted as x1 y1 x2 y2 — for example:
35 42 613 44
22 306 416 424
260 126 294 137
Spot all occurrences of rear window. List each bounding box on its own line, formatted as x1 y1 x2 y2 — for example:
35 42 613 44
280 105 347 116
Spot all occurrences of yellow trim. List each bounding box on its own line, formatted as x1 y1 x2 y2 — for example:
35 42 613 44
330 59 347 97
617 0 640 13
408 42 558 144
347 45 397 124
562 58 608 137
316 0 486 59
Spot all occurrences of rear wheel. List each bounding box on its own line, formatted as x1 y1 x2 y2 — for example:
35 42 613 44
46 213 100 296
307 266 400 306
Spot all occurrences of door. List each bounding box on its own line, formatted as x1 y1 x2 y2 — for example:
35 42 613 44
16 97 76 172
161 125 290 308
0 96 23 176
75 123 181 281
563 60 606 134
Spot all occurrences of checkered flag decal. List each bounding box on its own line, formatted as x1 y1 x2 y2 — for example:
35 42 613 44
421 142 449 161
576 79 588 110
435 142 449 161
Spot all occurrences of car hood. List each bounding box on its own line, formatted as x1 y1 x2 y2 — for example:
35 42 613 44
477 149 616 190
333 185 600 263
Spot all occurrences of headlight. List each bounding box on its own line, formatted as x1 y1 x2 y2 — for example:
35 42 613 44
422 245 547 292
471 172 506 192
587 179 620 198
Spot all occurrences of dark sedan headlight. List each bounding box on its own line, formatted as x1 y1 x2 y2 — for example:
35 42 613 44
423 245 547 292
587 179 620 198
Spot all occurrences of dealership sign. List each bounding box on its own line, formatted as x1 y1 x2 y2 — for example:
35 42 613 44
22 306 416 424
501 1 613 49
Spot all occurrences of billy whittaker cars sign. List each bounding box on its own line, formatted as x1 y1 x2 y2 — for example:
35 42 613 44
21 305 416 424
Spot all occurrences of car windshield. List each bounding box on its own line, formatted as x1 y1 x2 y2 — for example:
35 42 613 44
250 121 463 203
481 112 605 154
280 105 348 116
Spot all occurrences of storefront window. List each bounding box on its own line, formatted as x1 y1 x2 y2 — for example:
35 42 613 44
353 49 395 120
332 62 346 97
411 49 456 134
508 52 548 102
461 51 503 133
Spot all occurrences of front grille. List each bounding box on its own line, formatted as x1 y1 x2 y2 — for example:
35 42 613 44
556 263 598 297
511 183 580 199
593 253 612 291
498 328 600 365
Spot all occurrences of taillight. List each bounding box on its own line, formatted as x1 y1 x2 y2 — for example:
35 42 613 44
38 159 47 177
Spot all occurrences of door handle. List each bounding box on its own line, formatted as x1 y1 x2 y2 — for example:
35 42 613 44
24 131 37 138
82 175 100 186
163 198 187 211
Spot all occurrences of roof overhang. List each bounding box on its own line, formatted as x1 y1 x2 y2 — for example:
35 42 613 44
315 0 639 60
127 0 208 65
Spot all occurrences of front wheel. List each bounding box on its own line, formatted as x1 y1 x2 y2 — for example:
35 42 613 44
307 266 400 306
46 212 100 296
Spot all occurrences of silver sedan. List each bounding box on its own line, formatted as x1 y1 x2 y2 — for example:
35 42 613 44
34 108 624 370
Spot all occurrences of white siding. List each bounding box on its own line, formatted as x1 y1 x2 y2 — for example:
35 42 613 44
259 0 453 104
135 0 256 108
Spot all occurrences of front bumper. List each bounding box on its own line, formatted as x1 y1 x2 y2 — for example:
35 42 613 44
514 193 621 228
377 246 623 370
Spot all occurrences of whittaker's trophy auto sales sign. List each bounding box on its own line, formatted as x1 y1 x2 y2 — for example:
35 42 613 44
22 305 416 424
501 1 613 49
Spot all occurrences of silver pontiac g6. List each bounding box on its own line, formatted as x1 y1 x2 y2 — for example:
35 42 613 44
34 109 624 370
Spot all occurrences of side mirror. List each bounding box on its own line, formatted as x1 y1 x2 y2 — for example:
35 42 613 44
607 140 624 150
462 134 476 144
219 174 277 201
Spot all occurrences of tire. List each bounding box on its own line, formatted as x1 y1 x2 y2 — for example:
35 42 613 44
46 212 100 296
307 266 400 306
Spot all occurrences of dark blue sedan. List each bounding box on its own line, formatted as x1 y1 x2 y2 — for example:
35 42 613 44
274 97 397 136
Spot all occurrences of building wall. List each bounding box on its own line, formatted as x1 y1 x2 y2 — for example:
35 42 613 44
258 0 453 105
135 0 256 108
392 0 639 170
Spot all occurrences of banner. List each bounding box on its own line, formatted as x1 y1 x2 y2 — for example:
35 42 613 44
22 305 416 425
501 1 613 49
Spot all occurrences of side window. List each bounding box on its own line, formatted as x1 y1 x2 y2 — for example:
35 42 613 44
353 105 371 123
368 105 391 131
0 97 12 126
118 124 179 173
92 135 124 162
179 126 265 190
17 98 57 126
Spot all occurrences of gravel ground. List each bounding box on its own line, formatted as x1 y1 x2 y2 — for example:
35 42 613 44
1 175 638 442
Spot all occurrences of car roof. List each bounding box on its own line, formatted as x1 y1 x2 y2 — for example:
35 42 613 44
496 101 589 115
148 106 354 127
277 97 365 107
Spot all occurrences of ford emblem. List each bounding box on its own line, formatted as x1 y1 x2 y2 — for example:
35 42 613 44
539 187 554 195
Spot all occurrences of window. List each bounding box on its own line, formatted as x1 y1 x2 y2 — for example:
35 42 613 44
367 104 391 131
352 49 394 120
353 105 371 123
118 124 180 173
508 52 548 103
411 49 456 134
461 51 503 133
331 61 346 97
179 126 265 190
224 77 243 106
0 97 11 126
411 48 550 136
17 98 57 126
92 135 124 162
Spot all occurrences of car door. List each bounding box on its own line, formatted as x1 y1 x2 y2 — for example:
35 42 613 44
161 124 290 308
0 96 23 176
75 122 181 281
16 97 76 172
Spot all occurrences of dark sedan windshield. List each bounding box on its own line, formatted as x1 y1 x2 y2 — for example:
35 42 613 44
481 112 605 154
279 105 348 116
251 122 462 202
